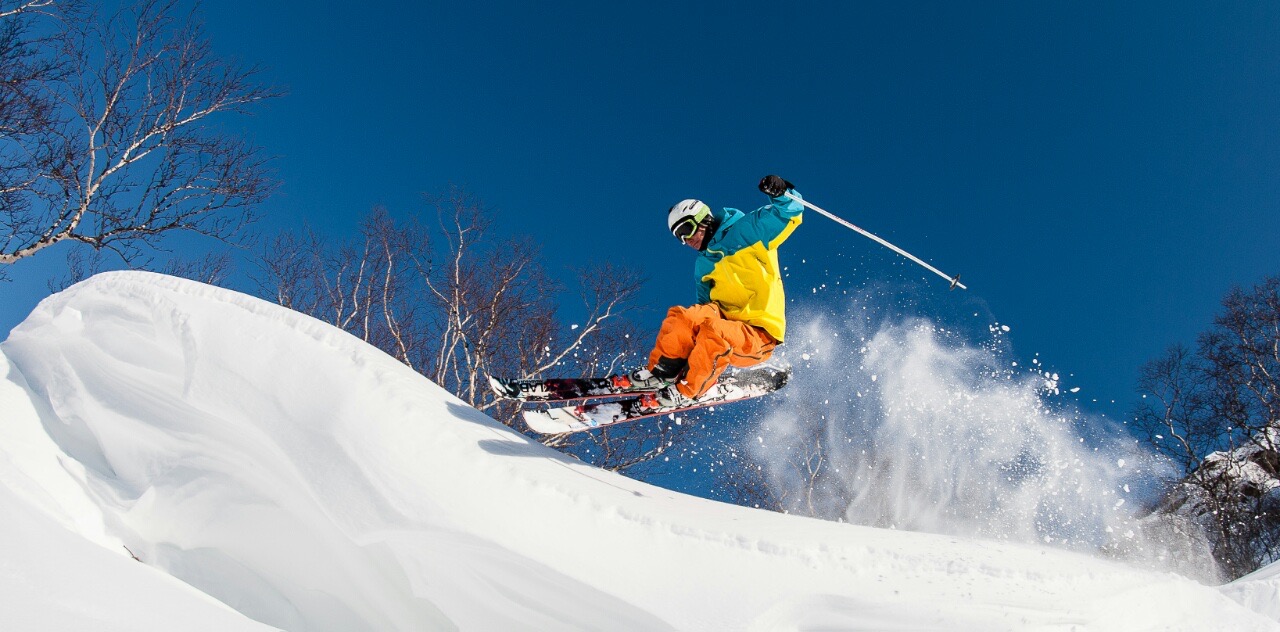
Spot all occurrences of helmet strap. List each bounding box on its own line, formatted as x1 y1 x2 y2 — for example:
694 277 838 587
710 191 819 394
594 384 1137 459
696 217 719 251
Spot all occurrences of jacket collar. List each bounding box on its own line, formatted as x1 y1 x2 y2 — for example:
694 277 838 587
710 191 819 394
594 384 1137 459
705 207 743 253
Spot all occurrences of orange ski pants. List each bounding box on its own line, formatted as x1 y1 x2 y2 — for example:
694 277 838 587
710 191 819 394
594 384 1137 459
647 304 777 398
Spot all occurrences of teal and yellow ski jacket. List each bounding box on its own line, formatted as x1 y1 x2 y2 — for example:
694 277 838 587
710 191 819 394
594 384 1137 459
694 190 804 343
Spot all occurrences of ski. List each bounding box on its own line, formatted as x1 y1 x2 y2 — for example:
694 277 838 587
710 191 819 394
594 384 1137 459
488 374 648 403
490 365 787 404
520 366 789 434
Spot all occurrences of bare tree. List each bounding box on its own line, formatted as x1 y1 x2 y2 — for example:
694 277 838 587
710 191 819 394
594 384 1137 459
714 460 786 512
414 188 557 408
160 250 235 286
0 1 62 144
256 206 427 366
256 227 326 313
251 193 717 471
550 414 683 473
0 0 279 278
1136 275 1280 579
412 188 650 418
0 1 67 267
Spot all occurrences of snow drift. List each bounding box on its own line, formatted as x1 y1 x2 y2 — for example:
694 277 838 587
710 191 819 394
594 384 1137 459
0 271 1276 631
754 313 1213 579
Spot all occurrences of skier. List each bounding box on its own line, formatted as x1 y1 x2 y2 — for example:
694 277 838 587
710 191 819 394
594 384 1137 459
632 175 803 407
494 171 966 430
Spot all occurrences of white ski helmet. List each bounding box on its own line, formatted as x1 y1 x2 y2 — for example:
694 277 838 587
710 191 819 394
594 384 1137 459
667 199 712 242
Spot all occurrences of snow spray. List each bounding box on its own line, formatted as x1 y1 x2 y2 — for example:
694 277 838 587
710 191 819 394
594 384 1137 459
749 304 1218 580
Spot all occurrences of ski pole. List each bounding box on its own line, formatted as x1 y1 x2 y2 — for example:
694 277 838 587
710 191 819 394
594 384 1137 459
786 193 967 290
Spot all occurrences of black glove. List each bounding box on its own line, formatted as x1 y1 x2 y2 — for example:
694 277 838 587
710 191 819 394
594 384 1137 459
758 175 795 197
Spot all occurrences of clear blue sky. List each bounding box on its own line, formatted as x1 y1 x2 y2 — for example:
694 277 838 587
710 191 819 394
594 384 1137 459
4 1 1279 417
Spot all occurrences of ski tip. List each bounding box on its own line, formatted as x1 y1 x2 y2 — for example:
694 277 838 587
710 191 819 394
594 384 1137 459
521 410 558 434
520 409 550 432
488 376 514 399
757 360 792 374
522 408 589 434
719 364 790 392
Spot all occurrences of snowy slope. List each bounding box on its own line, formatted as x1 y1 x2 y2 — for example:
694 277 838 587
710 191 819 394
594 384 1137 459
0 271 1276 631
1226 561 1280 623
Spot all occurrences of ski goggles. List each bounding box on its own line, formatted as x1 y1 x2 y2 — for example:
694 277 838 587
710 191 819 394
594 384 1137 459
671 206 711 243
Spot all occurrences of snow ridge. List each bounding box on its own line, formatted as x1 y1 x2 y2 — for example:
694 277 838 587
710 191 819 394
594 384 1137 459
0 271 1275 631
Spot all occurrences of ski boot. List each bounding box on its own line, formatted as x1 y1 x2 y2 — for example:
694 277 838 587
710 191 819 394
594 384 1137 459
623 368 670 391
655 384 696 408
621 356 686 392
